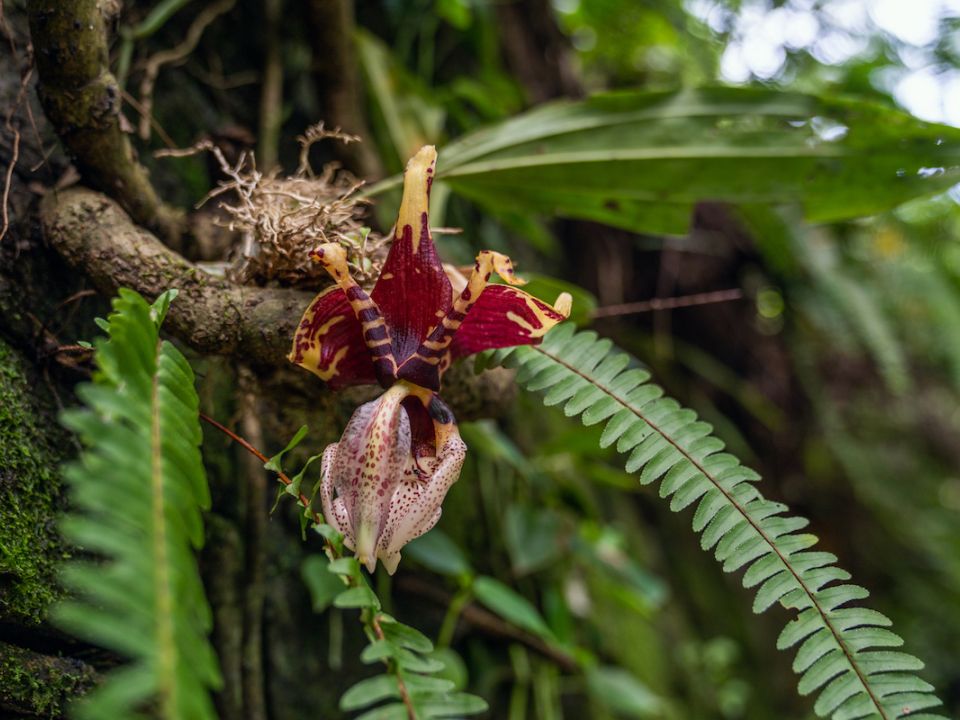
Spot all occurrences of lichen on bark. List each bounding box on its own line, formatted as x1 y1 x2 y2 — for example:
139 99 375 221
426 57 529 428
0 338 68 626
0 642 95 717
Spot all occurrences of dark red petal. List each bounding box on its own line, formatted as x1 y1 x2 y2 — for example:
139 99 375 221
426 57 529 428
402 392 458 461
397 250 526 391
288 286 378 388
402 396 436 460
371 146 452 363
450 285 568 358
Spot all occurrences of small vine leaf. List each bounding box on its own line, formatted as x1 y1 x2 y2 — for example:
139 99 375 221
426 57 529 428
264 425 309 473
340 675 402 711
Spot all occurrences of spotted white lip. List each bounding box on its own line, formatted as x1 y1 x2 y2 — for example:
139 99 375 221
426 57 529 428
320 382 467 574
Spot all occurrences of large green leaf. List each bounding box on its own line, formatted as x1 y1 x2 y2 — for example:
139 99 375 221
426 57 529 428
367 87 960 235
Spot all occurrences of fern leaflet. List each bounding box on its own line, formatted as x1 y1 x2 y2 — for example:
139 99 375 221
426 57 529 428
484 323 946 720
58 289 220 720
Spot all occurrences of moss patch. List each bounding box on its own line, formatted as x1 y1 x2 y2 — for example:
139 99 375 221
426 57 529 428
0 642 95 717
0 338 67 625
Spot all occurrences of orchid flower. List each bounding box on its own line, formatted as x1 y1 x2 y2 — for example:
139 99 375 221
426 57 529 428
289 146 570 573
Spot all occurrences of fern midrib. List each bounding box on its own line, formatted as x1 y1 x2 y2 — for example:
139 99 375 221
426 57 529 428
530 344 889 719
151 341 178 718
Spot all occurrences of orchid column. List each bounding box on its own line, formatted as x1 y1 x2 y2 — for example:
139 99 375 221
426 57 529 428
290 146 571 574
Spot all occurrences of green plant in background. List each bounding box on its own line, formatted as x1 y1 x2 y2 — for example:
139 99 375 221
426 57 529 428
56 285 951 719
365 87 960 237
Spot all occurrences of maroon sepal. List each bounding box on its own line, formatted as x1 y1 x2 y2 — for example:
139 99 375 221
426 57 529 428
371 147 452 364
450 285 569 358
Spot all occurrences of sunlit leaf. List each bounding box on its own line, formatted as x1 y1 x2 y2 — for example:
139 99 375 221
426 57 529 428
369 87 960 235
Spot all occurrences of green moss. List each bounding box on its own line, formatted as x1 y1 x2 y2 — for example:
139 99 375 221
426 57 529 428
0 642 95 717
0 338 68 625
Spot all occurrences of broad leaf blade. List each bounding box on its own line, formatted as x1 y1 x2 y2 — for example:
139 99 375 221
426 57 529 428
368 87 960 235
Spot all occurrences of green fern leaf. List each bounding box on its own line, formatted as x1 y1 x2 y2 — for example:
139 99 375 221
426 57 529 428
488 323 947 720
58 289 220 720
315 548 487 719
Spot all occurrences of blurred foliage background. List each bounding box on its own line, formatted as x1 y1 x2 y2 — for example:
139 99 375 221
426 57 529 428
9 0 960 718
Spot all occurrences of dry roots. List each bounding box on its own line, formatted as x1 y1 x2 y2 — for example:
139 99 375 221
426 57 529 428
159 124 389 288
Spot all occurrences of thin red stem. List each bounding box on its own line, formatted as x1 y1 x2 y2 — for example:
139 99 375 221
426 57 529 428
199 412 419 717
199 412 319 522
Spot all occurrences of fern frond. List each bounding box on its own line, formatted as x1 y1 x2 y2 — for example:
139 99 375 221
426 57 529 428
58 289 220 720
485 323 946 720
306 542 488 719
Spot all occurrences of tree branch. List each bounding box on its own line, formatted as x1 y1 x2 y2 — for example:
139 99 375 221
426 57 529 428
40 187 308 367
26 0 184 244
38 187 516 419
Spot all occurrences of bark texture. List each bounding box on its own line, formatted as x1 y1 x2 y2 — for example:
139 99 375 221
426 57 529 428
25 0 184 244
40 187 312 368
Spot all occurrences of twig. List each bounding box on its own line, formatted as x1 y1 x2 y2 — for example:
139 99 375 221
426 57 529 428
137 0 236 141
54 344 95 355
187 63 259 91
201 412 318 515
1 17 30 244
296 122 360 176
592 289 744 318
157 138 385 287
53 288 98 310
0 122 18 243
119 89 176 148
